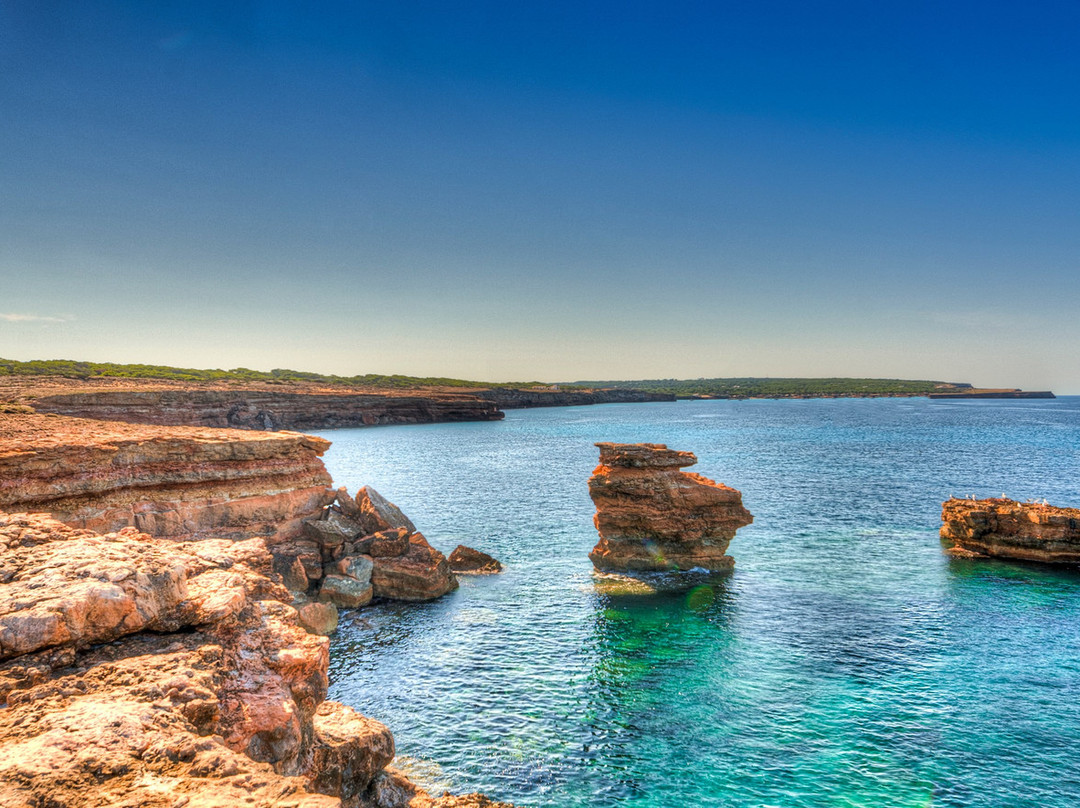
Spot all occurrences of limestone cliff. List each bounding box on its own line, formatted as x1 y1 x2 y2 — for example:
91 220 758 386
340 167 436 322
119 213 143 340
0 512 512 808
0 413 334 542
941 497 1080 563
29 388 504 430
588 442 753 572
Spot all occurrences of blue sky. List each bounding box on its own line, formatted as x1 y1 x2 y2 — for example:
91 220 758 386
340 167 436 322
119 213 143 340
2 1 1078 389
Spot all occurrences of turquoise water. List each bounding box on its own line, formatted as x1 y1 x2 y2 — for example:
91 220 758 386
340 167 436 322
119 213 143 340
314 397 1080 807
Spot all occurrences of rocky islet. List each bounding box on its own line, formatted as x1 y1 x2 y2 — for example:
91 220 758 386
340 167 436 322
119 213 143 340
941 496 1080 563
588 442 754 573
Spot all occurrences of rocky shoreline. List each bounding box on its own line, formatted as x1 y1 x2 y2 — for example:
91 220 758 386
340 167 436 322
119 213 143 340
0 410 512 807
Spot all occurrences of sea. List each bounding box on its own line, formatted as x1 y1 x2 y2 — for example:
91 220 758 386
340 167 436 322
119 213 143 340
312 396 1080 808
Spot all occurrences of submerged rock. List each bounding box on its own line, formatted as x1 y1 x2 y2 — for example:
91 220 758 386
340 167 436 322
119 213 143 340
448 545 503 574
941 497 1080 563
588 442 753 572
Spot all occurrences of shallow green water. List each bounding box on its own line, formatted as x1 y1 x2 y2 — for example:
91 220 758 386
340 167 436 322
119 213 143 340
315 397 1080 807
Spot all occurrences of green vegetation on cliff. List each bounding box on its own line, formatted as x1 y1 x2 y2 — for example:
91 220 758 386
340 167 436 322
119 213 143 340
0 358 527 389
571 377 964 398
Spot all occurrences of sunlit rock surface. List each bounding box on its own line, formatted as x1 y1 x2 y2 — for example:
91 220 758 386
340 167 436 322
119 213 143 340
0 413 334 543
588 442 753 572
941 496 1080 563
0 511 508 808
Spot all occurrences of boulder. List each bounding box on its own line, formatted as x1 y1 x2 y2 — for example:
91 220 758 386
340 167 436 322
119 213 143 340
334 554 374 584
334 486 362 519
302 511 364 549
318 574 373 609
308 700 395 801
367 527 410 558
371 533 458 601
588 442 753 572
272 539 323 583
297 601 339 636
448 545 503 574
355 487 417 536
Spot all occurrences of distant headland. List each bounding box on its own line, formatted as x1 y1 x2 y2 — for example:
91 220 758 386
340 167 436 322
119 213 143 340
571 377 1055 400
0 359 1054 433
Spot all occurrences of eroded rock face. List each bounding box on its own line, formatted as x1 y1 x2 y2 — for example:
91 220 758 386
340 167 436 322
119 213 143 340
0 413 334 544
0 512 507 808
29 388 505 430
941 497 1080 562
588 442 753 572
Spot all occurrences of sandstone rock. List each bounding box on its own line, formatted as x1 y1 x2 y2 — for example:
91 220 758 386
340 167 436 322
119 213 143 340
448 545 503 574
367 527 411 558
335 485 363 519
355 487 417 535
588 442 753 572
274 539 323 583
274 551 310 592
308 700 395 801
0 511 511 806
318 574 374 609
0 412 334 543
0 514 188 660
371 533 458 601
941 497 1080 562
303 513 360 549
335 553 374 584
298 601 339 636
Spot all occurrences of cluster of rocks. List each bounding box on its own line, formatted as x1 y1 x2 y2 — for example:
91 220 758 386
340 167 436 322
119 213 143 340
588 442 753 573
0 511 512 808
271 486 459 631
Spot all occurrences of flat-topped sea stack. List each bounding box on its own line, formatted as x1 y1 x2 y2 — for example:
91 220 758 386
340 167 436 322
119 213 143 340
588 442 753 573
941 497 1080 563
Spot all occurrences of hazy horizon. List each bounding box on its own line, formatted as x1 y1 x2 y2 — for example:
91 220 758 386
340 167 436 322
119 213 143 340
3 3 1078 392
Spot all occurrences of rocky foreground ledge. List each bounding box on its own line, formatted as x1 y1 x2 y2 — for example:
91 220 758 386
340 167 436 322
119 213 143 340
588 443 753 572
941 497 1080 563
0 512 511 808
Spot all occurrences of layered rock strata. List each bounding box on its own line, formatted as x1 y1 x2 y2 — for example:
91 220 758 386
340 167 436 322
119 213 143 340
588 442 753 572
0 412 334 542
941 497 1080 563
30 389 505 430
295 487 458 606
0 512 508 808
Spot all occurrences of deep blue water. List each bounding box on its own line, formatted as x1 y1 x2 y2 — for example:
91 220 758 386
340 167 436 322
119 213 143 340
313 397 1080 807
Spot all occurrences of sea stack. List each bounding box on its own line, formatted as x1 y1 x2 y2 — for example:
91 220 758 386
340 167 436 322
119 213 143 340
941 497 1080 563
588 442 753 572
